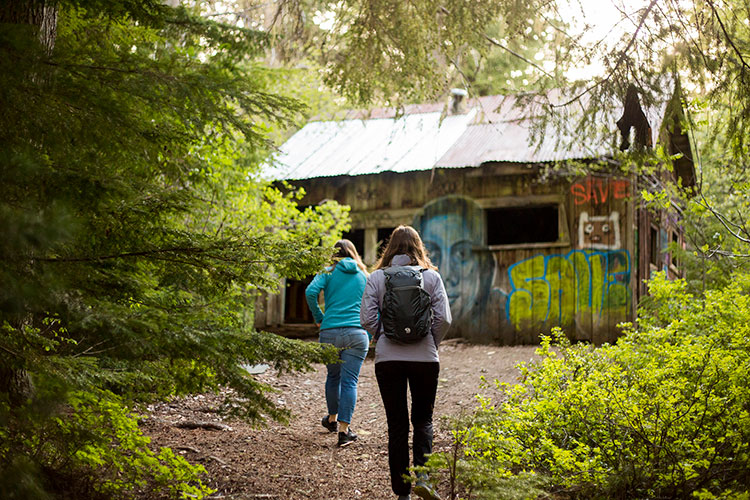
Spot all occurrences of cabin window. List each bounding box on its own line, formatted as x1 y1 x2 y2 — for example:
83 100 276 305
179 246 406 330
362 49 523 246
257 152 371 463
342 228 366 260
377 227 397 257
486 205 559 246
649 226 660 267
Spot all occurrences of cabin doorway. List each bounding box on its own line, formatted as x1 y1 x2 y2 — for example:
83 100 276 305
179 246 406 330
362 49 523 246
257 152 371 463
284 277 314 324
377 227 397 259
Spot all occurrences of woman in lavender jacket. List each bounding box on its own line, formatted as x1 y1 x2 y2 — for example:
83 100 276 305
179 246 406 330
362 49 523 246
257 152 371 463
360 225 451 500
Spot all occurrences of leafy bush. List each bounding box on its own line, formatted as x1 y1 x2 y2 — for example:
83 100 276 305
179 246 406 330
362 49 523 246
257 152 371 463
429 272 750 499
1 389 212 500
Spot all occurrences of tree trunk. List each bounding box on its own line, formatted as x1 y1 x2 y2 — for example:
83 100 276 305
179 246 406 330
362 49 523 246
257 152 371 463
0 0 57 405
0 362 34 407
0 0 58 52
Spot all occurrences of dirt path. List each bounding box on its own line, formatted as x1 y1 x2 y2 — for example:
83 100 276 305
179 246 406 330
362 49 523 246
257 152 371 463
142 341 540 499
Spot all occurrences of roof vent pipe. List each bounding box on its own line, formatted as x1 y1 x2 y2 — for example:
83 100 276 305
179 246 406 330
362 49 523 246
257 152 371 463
450 88 468 114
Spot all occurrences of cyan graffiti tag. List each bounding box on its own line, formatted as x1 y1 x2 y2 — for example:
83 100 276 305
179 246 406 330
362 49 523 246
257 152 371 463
507 249 631 330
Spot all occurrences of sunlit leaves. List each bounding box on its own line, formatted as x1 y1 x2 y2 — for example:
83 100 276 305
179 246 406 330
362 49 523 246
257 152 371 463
433 274 750 498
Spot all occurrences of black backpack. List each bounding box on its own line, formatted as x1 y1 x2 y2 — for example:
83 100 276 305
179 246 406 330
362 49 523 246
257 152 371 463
380 265 432 344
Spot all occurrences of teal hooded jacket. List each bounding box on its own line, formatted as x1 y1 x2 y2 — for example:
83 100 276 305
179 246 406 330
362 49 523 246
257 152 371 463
305 257 368 330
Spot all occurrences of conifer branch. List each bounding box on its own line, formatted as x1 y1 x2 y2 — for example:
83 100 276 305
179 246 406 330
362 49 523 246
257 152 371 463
552 0 659 107
484 35 554 78
705 0 750 70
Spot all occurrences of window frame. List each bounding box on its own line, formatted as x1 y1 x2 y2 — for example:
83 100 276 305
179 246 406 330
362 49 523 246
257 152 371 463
479 196 570 251
649 225 661 269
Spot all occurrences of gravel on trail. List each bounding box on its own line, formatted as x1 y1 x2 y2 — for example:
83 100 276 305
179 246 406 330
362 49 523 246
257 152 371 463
142 340 541 500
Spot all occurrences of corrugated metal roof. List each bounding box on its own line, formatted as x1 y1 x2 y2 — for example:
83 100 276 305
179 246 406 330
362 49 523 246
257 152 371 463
271 110 477 180
435 121 612 167
270 90 671 181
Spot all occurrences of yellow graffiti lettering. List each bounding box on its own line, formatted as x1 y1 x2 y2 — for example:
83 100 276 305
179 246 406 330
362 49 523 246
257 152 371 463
507 250 631 331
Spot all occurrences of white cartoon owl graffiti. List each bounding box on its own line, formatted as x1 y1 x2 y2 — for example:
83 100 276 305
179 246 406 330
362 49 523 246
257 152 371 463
578 211 621 249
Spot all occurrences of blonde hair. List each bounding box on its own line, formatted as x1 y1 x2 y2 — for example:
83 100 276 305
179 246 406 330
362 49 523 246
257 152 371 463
333 239 368 274
375 225 436 270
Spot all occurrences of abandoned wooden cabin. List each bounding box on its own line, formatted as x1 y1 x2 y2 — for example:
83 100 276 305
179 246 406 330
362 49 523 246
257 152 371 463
257 85 696 345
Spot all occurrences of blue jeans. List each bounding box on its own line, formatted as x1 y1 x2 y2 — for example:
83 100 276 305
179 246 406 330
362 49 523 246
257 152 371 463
319 327 369 424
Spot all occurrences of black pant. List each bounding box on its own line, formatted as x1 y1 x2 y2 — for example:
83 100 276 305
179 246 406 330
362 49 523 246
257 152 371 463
375 360 440 496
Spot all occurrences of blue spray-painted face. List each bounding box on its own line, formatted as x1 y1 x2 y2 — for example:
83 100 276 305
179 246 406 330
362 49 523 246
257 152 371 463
422 213 481 321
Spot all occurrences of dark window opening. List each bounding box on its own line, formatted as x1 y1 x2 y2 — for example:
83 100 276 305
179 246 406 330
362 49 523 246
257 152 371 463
486 205 559 245
342 228 366 260
649 226 660 267
284 277 314 324
671 231 679 267
377 227 397 258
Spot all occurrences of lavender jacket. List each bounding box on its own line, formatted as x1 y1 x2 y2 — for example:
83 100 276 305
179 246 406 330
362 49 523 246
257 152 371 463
360 254 452 363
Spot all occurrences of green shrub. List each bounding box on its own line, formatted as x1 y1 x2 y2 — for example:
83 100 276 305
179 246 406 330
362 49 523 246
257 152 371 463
430 272 750 499
1 389 213 500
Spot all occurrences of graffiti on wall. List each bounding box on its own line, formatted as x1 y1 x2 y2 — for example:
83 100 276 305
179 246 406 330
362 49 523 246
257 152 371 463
571 177 629 205
506 249 631 330
413 195 505 335
579 211 621 249
412 194 632 338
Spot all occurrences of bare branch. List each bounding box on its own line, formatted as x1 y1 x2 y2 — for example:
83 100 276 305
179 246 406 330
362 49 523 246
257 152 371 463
0 344 22 357
33 243 274 264
697 194 750 243
483 35 554 78
73 340 112 358
707 249 750 258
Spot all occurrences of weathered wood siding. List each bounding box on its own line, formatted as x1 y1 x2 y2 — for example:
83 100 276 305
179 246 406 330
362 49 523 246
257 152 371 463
257 165 642 345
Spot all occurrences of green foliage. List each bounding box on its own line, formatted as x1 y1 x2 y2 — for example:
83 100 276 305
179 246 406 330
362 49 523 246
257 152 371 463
422 415 549 500
1 1 345 497
1 389 212 499
324 0 503 104
430 273 750 499
676 115 750 292
457 17 563 96
240 0 559 106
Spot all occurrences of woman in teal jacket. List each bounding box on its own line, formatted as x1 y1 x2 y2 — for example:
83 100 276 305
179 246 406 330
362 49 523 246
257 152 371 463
305 239 369 447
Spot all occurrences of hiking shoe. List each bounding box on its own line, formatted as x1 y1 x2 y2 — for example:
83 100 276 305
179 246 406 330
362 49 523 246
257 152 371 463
321 415 337 433
337 428 358 447
414 475 441 500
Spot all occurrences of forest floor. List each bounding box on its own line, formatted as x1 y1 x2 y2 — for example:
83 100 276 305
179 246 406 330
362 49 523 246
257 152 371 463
142 340 541 500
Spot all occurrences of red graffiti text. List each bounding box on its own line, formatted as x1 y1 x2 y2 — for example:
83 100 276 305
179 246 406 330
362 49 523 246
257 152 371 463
571 178 630 205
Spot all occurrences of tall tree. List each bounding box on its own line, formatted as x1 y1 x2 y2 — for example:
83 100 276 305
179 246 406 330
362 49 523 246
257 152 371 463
0 1 348 496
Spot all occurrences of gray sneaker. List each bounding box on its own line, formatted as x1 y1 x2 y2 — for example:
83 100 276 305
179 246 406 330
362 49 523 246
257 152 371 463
397 495 411 500
337 428 358 447
413 474 441 500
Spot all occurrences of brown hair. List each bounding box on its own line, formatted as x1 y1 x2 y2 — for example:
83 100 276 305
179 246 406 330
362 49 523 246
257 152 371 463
375 225 436 270
333 239 368 274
